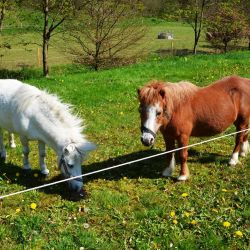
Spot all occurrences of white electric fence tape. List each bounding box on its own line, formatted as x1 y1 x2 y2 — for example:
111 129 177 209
0 128 249 199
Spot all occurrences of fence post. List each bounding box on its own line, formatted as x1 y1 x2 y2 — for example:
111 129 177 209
171 41 174 55
37 47 41 67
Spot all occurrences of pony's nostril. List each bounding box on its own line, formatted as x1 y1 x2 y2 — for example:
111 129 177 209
150 138 154 144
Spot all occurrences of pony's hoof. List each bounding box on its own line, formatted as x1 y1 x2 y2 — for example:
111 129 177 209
69 189 86 201
10 143 16 149
41 169 49 175
228 159 239 166
240 152 246 157
177 175 189 181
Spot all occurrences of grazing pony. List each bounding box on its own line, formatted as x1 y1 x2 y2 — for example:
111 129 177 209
0 79 95 193
138 76 250 180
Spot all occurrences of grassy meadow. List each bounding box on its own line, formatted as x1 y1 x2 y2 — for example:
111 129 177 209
0 50 249 249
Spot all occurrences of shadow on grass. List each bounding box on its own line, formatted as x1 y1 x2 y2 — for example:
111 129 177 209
0 148 227 200
155 48 213 57
188 149 229 165
0 68 42 80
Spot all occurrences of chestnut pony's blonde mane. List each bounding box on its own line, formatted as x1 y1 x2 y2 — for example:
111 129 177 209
138 80 199 112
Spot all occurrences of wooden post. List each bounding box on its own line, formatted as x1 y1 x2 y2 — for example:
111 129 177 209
171 40 174 55
37 47 41 67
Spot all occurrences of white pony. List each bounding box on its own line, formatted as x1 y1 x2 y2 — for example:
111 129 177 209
0 79 95 193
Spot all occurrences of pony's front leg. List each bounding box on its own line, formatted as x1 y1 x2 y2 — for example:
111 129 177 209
9 133 16 148
0 128 6 160
162 137 176 177
177 135 190 181
38 141 49 176
20 136 32 171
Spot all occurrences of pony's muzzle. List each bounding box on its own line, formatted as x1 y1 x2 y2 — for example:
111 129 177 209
141 133 155 146
68 178 83 193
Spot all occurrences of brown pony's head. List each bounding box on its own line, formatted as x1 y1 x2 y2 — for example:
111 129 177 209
137 81 170 147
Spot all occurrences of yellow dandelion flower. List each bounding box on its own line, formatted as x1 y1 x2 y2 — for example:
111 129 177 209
223 221 231 227
15 208 21 213
191 220 197 225
181 193 188 197
120 112 124 115
184 212 190 217
15 172 20 177
221 188 228 192
34 173 39 178
173 219 178 225
170 211 175 217
234 230 243 237
30 203 37 210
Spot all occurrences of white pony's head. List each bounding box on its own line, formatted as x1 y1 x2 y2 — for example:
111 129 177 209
58 141 96 194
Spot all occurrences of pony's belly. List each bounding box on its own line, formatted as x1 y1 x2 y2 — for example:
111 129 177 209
191 123 230 137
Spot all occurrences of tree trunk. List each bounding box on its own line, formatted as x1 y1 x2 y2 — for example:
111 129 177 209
224 42 228 53
192 11 198 55
0 5 5 32
192 0 206 55
43 38 49 77
42 0 50 77
193 36 198 55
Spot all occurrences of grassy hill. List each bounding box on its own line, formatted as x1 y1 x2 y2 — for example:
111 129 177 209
0 51 249 249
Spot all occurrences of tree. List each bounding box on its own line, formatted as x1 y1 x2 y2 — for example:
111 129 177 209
64 0 145 70
21 0 77 77
205 3 248 52
0 0 16 32
240 0 250 50
178 0 212 54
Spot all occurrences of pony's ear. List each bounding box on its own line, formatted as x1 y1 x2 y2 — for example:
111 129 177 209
77 141 96 153
159 89 166 99
63 144 75 155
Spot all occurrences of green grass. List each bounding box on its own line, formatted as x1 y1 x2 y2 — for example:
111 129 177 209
0 51 250 249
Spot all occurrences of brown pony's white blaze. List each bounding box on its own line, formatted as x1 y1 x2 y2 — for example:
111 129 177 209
138 76 250 181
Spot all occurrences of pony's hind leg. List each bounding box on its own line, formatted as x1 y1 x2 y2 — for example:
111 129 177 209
38 141 49 176
229 123 249 166
20 136 32 171
8 133 16 148
239 131 249 157
0 128 6 160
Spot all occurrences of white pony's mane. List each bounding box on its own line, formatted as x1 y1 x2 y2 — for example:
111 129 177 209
14 83 84 142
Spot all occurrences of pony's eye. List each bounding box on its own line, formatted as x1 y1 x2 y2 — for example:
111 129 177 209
156 111 162 116
68 164 74 169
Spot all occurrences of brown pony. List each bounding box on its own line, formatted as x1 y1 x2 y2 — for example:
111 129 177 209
138 76 250 180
